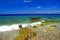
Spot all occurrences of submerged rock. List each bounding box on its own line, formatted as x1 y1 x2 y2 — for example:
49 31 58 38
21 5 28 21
29 17 41 22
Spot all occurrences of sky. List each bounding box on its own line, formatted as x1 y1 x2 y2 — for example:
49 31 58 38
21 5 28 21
0 0 60 14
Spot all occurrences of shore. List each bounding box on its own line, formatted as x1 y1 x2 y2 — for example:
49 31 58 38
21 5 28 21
0 21 60 40
0 27 60 40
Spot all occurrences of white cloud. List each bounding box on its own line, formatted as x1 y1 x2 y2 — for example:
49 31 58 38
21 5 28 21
23 0 31 3
36 6 41 9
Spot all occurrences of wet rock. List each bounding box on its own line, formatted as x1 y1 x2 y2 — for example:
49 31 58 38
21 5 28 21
19 25 22 28
33 26 37 28
29 17 41 22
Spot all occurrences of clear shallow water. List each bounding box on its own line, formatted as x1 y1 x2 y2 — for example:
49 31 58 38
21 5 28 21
0 14 60 25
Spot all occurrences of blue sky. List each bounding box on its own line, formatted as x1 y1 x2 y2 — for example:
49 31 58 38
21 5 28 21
0 0 60 14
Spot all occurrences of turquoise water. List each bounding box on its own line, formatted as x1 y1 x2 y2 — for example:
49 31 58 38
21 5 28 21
0 14 60 25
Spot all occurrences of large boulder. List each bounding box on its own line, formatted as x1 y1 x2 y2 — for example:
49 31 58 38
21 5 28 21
16 28 37 40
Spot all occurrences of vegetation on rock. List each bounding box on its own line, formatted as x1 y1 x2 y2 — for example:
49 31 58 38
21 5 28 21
15 28 37 40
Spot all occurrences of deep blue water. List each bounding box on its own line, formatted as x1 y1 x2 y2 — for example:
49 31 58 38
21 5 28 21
0 14 60 25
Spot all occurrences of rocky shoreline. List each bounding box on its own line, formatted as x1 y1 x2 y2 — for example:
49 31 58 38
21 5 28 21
0 22 60 40
0 28 60 40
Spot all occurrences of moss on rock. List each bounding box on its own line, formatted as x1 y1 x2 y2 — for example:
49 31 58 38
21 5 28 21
15 28 37 40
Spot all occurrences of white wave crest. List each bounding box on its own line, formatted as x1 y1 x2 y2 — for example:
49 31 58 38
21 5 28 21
0 21 42 32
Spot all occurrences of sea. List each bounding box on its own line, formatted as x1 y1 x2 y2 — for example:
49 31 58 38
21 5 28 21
0 14 60 25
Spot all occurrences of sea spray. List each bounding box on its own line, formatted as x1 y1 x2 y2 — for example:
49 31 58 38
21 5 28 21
0 22 42 32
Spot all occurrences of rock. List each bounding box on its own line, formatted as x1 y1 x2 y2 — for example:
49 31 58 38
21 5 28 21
29 17 41 22
50 25 56 30
19 25 22 28
16 28 37 40
33 26 37 28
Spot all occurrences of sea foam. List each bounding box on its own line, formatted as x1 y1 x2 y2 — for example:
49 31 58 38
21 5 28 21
0 22 42 32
